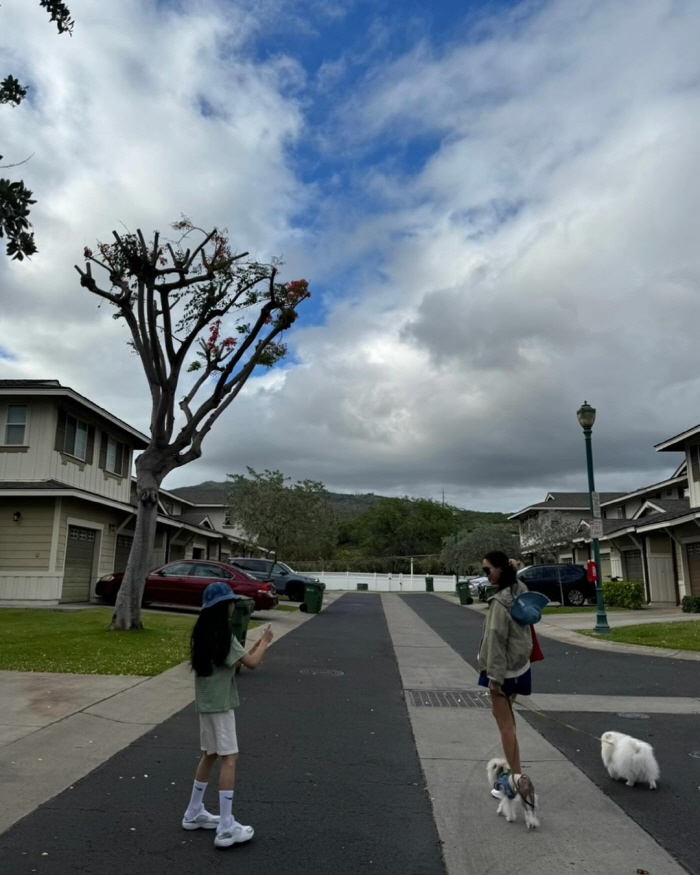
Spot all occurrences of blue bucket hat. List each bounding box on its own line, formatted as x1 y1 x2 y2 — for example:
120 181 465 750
202 582 239 610
510 591 549 626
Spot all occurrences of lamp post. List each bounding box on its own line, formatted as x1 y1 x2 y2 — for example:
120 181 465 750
576 401 610 633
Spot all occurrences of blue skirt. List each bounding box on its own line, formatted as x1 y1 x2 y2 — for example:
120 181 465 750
478 669 532 697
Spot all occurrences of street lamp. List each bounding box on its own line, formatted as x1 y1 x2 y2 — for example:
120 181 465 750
576 401 611 633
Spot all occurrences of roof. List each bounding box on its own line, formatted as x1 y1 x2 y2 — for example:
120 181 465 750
0 380 149 448
635 506 700 531
0 479 66 490
600 473 687 507
509 492 625 521
178 511 213 528
636 498 690 516
655 423 700 453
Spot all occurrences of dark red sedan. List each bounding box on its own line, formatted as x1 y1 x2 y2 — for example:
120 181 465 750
95 559 278 612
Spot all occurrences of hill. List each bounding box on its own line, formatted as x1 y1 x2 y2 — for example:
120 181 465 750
168 479 511 526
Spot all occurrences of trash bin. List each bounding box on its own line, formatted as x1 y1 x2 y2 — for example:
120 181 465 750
456 580 473 606
357 583 368 591
229 596 255 674
425 576 434 593
300 580 326 614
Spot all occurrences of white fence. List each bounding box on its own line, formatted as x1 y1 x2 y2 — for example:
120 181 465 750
309 571 461 593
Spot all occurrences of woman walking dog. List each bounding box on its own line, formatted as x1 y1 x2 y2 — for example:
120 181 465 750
478 551 544 810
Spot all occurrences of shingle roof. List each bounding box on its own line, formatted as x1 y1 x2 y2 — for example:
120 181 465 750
641 498 690 514
178 511 212 527
635 506 700 529
169 482 228 505
0 379 61 388
510 492 625 519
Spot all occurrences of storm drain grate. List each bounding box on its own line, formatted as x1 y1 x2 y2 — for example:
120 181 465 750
406 689 491 708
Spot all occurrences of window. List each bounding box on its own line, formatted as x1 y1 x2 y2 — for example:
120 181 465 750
224 510 232 526
99 432 130 477
192 563 230 578
160 562 194 576
64 415 89 460
4 404 27 445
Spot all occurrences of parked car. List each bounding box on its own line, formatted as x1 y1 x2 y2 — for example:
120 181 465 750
229 558 320 602
517 564 593 606
470 576 489 598
95 559 279 612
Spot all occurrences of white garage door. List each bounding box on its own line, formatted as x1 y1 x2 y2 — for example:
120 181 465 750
61 526 96 603
623 549 643 583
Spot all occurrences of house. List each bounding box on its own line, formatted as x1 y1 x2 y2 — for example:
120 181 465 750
509 492 624 564
0 380 242 605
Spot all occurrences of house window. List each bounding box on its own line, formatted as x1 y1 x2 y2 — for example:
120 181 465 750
65 415 89 460
4 404 27 445
99 432 129 477
617 507 626 519
224 510 232 526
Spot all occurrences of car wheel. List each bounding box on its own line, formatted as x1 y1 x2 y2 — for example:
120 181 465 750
565 587 586 607
287 583 304 602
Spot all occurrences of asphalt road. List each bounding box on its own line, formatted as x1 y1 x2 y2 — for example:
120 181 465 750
521 711 700 875
401 594 700 697
0 594 446 875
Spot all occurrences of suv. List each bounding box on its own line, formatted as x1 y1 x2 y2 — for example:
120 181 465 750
230 558 320 602
517 564 594 606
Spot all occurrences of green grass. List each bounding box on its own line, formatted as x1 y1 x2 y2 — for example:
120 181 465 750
580 621 700 651
0 608 260 676
275 603 300 612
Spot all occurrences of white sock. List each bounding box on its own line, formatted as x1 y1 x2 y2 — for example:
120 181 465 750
184 780 208 819
219 790 234 830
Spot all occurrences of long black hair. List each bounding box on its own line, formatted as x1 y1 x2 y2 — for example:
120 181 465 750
190 601 232 677
484 550 518 593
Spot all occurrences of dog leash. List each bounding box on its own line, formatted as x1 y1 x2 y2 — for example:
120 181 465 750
511 696 614 746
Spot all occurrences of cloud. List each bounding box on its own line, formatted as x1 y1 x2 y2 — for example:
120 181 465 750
2 0 700 514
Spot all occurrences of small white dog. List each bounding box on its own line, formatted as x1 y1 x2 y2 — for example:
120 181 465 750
601 731 659 789
487 758 540 829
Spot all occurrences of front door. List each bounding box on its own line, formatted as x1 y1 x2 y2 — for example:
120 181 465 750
61 526 97 603
687 543 700 597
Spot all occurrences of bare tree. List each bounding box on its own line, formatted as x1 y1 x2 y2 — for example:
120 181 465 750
522 511 582 604
75 219 309 630
441 524 521 575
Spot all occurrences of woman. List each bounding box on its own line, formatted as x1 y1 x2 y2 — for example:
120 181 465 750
477 551 533 796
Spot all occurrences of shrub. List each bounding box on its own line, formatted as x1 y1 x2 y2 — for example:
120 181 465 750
602 580 644 610
681 595 700 613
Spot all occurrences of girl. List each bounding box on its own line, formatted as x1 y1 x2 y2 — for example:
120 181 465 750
182 581 274 848
477 551 534 800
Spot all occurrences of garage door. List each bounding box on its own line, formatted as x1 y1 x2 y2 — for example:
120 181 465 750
623 549 643 583
600 554 612 581
687 543 700 596
114 535 133 573
61 526 96 603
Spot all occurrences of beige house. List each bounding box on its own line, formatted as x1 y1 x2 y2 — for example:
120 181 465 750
0 380 242 605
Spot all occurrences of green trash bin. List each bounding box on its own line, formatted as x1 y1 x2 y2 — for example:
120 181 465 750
425 576 434 593
300 580 326 614
230 596 255 673
456 580 473 606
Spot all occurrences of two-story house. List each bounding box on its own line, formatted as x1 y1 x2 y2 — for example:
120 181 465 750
0 380 237 605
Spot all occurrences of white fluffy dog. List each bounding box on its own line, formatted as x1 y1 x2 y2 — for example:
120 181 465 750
487 758 540 829
601 731 659 789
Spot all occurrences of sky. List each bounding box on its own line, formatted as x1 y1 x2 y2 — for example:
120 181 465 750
2 0 700 513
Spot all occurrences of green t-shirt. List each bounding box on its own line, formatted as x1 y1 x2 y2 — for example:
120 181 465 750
194 637 247 713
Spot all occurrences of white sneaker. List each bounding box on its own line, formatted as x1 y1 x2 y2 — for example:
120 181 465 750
214 821 255 848
491 789 502 799
182 808 220 830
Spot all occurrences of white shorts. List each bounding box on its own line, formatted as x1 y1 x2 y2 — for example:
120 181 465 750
199 709 239 756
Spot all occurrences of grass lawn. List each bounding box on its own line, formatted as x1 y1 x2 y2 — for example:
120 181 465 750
581 621 700 652
275 604 300 612
0 608 260 676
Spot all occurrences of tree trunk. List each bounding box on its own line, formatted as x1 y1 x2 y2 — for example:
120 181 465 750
110 465 162 631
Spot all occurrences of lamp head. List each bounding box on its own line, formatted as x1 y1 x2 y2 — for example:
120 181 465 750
577 401 596 429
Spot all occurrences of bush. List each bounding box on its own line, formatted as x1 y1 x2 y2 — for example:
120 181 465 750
681 595 700 613
602 580 644 610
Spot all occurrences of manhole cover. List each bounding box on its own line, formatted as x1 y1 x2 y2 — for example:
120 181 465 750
406 689 491 708
299 668 344 677
689 750 700 759
617 713 650 719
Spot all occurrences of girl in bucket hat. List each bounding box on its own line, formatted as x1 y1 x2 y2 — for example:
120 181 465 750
181 581 273 848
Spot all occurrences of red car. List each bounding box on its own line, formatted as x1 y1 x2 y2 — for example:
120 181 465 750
95 559 278 612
